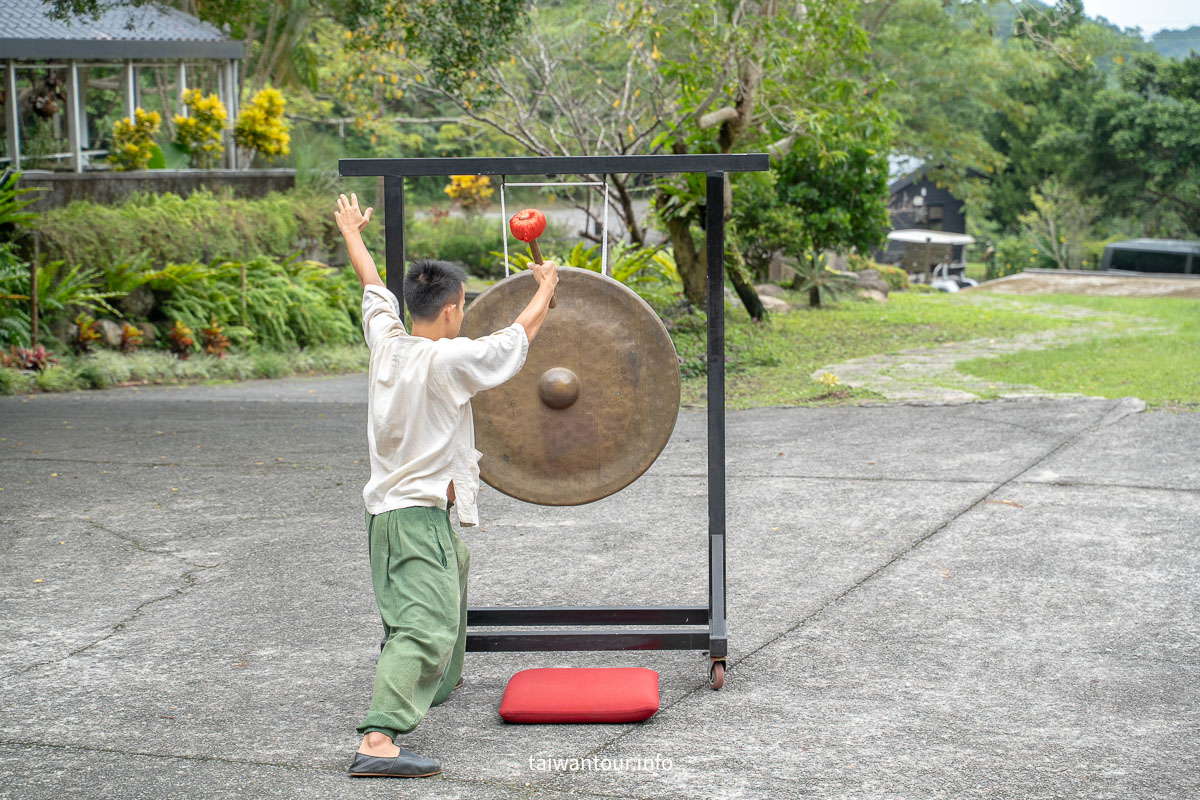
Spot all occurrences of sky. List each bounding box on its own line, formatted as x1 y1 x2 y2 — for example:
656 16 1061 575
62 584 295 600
1082 0 1200 37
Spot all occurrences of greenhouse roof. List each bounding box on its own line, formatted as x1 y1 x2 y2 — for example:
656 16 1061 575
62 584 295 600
0 0 243 60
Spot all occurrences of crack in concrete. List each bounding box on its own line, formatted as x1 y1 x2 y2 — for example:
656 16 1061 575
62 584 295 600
84 520 221 570
0 738 643 800
1 561 219 681
561 397 1147 771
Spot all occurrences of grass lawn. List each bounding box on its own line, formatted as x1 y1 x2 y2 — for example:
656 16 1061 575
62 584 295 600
957 294 1200 410
673 289 1081 408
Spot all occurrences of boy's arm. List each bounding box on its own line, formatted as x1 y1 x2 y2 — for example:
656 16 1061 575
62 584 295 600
513 260 559 343
334 193 383 289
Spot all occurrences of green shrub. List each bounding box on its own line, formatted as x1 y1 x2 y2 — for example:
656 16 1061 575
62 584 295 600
0 368 36 395
875 264 910 291
30 188 365 273
76 350 133 388
36 365 84 391
251 350 292 379
991 236 1055 280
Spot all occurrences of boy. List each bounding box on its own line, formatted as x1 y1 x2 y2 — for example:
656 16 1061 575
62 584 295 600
333 192 558 778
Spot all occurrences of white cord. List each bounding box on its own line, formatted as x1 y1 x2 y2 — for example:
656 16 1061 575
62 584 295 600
500 175 509 277
498 177 612 277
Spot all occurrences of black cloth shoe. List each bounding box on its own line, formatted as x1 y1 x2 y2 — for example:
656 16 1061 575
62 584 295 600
347 749 442 778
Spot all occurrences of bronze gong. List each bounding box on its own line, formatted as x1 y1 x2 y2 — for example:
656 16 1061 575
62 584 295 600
460 266 681 506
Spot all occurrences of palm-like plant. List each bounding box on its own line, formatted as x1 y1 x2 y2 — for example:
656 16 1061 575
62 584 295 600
788 252 859 308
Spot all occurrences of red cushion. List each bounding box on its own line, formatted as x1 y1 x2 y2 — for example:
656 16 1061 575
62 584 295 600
498 667 660 723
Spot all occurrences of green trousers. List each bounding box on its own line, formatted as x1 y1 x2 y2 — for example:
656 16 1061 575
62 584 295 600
356 505 469 741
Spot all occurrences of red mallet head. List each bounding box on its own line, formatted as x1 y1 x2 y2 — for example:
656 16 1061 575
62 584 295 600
509 208 547 245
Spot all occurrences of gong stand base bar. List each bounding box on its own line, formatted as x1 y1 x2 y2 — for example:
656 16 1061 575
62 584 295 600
342 153 766 684
466 605 724 656
468 630 714 653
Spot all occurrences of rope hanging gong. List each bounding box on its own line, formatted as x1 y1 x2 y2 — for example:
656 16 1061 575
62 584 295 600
500 176 612 277
465 175 680 507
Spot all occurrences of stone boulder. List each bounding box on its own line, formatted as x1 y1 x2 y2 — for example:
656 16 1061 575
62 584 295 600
853 269 890 295
754 283 788 299
858 289 888 304
95 318 124 348
759 295 791 313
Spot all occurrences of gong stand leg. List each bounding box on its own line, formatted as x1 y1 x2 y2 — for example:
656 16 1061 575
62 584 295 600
705 170 729 672
384 175 407 325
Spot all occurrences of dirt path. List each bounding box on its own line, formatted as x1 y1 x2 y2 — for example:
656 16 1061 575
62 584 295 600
812 296 1166 404
976 269 1200 298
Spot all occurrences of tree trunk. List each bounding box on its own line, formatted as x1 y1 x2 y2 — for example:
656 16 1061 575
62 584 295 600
610 174 645 246
667 215 705 308
809 286 821 308
726 222 766 320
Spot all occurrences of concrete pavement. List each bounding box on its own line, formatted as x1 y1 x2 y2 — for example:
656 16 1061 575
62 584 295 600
1 376 1196 799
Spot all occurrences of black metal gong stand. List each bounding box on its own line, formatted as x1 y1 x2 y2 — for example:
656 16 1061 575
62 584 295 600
338 154 770 689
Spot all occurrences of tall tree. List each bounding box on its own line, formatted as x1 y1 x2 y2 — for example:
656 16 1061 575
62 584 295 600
647 0 893 313
1082 53 1200 237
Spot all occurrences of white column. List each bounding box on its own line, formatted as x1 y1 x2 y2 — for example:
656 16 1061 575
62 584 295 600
4 61 19 169
226 60 238 169
124 60 136 120
177 61 188 117
66 61 82 172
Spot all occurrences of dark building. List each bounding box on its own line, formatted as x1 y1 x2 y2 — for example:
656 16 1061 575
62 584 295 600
879 157 968 264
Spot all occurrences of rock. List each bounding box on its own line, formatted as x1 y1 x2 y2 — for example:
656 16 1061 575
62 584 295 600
135 322 158 343
759 295 791 313
95 318 124 348
754 283 788 299
768 251 798 284
858 289 888 304
853 269 890 295
118 284 155 318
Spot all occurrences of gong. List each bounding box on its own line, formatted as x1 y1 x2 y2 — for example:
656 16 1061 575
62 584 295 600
460 266 681 506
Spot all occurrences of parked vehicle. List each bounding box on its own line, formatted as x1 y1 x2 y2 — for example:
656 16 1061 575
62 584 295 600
1101 239 1200 275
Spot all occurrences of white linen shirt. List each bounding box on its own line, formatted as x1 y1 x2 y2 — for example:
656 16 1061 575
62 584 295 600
360 283 528 526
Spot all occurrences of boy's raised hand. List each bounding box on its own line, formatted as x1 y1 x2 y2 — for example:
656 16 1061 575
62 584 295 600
334 193 373 237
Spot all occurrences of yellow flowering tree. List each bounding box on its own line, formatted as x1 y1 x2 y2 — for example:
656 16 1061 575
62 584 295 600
234 86 291 164
108 108 162 171
444 175 494 214
174 89 228 168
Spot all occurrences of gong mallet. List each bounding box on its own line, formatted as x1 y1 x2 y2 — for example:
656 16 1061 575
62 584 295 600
509 208 556 309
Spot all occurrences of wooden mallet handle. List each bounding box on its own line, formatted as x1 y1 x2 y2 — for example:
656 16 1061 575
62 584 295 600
528 240 556 309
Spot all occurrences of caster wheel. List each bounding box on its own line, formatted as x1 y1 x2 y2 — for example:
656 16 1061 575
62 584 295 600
708 659 725 690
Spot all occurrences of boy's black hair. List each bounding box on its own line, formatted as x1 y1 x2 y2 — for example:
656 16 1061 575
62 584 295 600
403 259 467 321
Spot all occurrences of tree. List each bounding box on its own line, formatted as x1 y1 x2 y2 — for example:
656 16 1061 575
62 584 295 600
1017 179 1098 269
734 128 892 306
1083 53 1200 237
646 0 893 315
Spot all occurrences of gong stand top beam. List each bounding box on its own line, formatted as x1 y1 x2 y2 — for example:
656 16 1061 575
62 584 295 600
341 153 767 678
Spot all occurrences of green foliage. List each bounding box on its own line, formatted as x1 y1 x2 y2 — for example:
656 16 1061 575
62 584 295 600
736 132 892 276
30 188 352 273
0 365 36 395
1082 53 1200 236
0 171 41 234
788 253 860 308
335 0 529 100
108 108 162 171
495 242 681 290
36 364 85 392
0 253 123 344
174 89 229 169
235 86 291 163
875 265 911 292
1016 179 1099 270
143 256 361 351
